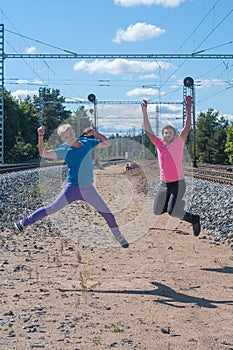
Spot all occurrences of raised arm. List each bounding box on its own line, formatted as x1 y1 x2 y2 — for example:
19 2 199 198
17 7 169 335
141 99 156 143
180 95 192 142
82 128 111 149
37 126 57 159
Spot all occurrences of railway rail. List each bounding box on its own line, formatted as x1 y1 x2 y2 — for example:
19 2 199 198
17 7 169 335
0 161 63 174
1 162 233 185
184 164 233 185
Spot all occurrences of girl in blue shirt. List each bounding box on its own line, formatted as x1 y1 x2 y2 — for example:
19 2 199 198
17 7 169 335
14 124 129 248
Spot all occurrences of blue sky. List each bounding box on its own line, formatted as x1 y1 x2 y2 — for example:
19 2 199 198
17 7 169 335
1 0 233 136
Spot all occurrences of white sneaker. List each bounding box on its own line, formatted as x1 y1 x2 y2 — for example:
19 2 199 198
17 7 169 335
14 221 25 232
116 236 129 248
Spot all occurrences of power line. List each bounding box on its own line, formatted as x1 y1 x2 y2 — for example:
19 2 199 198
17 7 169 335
0 10 45 83
175 0 221 53
4 28 77 55
1 9 82 97
158 1 232 104
192 40 233 55
193 7 233 53
4 38 45 83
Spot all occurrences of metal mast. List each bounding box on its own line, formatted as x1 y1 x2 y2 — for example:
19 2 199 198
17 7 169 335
155 105 160 135
183 77 197 167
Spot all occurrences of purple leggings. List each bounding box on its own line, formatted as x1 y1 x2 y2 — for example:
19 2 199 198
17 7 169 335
22 183 121 237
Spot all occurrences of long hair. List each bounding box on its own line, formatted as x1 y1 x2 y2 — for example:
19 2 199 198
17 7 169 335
162 125 177 136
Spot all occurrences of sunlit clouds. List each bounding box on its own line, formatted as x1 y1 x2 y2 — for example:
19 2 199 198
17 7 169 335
73 59 173 75
12 89 38 99
126 87 165 97
25 46 36 54
114 0 186 8
112 22 165 43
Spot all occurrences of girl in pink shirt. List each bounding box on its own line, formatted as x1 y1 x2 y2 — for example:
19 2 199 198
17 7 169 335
141 96 201 236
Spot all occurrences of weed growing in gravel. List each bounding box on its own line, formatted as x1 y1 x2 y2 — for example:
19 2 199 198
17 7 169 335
111 323 125 333
79 267 101 291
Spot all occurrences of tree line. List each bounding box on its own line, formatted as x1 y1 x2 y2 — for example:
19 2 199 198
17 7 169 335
3 87 233 165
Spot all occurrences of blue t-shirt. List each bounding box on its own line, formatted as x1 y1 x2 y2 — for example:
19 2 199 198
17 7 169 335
54 137 99 185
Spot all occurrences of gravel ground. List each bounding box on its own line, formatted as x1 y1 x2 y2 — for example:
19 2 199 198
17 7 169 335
0 166 232 249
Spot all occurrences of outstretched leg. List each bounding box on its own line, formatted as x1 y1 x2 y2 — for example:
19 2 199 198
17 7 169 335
166 180 201 236
15 184 82 229
79 184 129 247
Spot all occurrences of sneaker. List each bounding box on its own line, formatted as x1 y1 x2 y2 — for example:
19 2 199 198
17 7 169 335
14 221 25 232
192 215 201 236
116 236 129 248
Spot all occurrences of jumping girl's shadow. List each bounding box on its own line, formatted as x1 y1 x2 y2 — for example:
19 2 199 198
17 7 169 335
59 281 233 309
149 282 233 308
200 266 233 274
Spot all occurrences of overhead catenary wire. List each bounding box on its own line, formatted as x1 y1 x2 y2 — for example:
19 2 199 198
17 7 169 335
192 8 233 53
156 1 233 106
175 0 221 53
188 4 233 103
4 28 77 55
1 9 46 84
1 8 83 97
1 4 233 118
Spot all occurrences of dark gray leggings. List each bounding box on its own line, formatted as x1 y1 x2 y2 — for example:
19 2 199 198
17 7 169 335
153 179 187 220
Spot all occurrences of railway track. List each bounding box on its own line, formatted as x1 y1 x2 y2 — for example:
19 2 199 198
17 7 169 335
1 162 233 185
184 164 233 185
0 161 63 174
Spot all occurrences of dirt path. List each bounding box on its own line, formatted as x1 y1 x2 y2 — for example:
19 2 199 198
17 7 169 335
0 163 232 350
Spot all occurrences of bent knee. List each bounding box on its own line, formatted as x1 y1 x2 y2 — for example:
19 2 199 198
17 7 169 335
168 208 183 219
153 207 166 215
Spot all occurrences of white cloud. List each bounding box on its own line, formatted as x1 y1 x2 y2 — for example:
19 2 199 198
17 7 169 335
160 104 182 114
26 46 36 54
198 79 225 88
16 79 29 84
98 123 142 137
112 22 165 43
138 73 158 79
12 89 38 99
114 0 186 8
223 113 233 122
97 101 185 136
65 97 85 103
126 87 165 97
176 78 225 89
32 79 44 85
16 79 44 85
196 110 233 123
73 59 173 75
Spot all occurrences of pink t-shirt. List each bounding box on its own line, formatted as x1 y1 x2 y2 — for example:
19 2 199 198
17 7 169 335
153 135 185 182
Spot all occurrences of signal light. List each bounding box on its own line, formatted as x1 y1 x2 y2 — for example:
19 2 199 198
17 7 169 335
88 93 96 103
183 77 194 87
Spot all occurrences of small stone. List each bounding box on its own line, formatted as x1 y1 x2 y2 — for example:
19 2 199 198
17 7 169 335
4 311 14 316
161 327 171 334
121 338 133 344
29 327 37 333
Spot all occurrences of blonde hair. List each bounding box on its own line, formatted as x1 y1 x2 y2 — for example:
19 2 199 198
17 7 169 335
57 124 72 137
